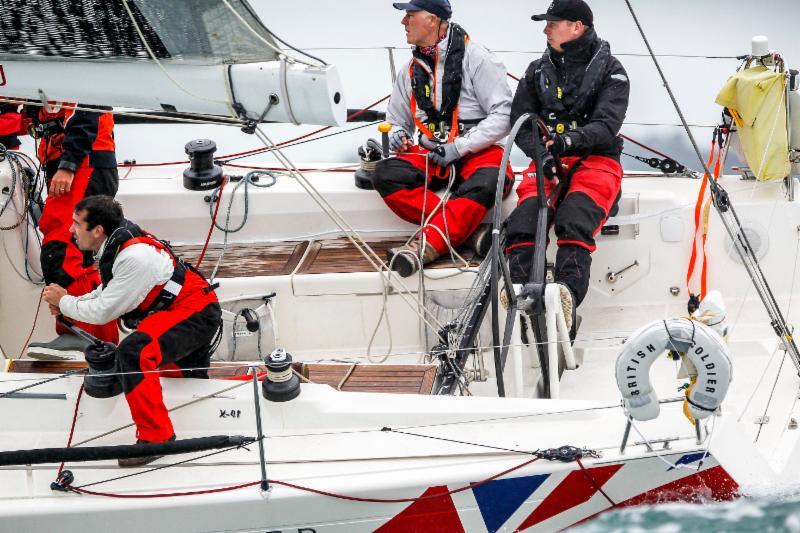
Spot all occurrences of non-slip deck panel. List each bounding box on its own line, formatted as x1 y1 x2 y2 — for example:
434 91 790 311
298 363 437 395
172 237 479 278
6 360 437 395
174 242 308 278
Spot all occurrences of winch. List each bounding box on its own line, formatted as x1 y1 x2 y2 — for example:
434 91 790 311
58 318 121 398
261 348 301 402
83 340 122 398
183 139 224 191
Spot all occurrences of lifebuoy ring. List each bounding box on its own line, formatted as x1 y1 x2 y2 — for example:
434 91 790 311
615 318 732 422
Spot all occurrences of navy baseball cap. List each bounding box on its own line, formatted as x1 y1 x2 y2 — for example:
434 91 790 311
393 0 452 20
532 0 593 26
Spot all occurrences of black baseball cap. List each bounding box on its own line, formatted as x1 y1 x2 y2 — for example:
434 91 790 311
393 0 452 20
532 0 593 26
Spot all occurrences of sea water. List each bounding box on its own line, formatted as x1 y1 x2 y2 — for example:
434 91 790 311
572 487 800 533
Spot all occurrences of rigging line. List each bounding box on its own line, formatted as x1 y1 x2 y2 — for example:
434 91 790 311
293 46 741 59
787 228 800 317
223 121 380 162
251 125 446 336
72 456 541 502
56 384 84 477
384 427 538 455
72 380 253 447
73 439 258 490
576 458 618 508
755 352 788 443
620 133 682 161
624 122 717 128
0 369 85 400
219 0 320 68
219 95 391 163
18 288 44 359
623 0 800 375
0 98 242 128
120 0 228 108
261 402 625 442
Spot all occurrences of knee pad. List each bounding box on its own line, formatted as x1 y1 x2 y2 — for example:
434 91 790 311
117 331 152 392
554 192 606 247
372 158 420 198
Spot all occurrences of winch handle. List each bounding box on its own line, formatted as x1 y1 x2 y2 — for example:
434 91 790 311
378 122 392 157
57 316 104 348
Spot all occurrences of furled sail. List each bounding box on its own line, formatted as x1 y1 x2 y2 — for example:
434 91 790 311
0 0 346 126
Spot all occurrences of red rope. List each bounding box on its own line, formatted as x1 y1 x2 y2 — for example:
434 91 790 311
72 481 261 499
120 95 392 169
57 384 84 476
68 456 539 501
619 133 677 162
196 177 226 269
576 458 617 508
19 288 44 358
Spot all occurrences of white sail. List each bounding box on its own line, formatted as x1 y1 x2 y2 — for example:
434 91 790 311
0 0 346 126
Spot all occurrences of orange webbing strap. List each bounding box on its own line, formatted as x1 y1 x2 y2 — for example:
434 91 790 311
686 136 718 299
698 138 725 298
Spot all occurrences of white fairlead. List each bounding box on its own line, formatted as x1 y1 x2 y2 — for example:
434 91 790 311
615 318 732 422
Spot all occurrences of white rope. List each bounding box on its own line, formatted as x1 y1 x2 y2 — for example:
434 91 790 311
252 125 447 338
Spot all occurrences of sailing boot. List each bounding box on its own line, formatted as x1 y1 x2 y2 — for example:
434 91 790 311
118 435 176 468
26 334 92 360
556 283 578 341
386 240 440 278
464 223 493 258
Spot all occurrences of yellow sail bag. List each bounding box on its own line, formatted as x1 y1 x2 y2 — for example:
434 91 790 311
716 66 789 181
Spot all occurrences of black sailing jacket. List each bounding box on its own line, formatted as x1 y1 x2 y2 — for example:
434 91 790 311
511 28 630 161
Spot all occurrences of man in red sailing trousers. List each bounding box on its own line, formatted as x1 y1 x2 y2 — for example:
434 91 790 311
22 103 121 358
372 0 514 277
505 0 630 332
43 195 222 467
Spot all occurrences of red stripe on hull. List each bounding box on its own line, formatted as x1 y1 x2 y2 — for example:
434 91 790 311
376 486 466 533
517 464 623 531
617 465 739 507
574 465 739 529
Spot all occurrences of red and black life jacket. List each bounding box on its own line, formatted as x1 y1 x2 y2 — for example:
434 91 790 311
98 220 188 322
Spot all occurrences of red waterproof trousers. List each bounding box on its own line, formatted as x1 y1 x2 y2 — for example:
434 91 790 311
372 145 514 254
117 269 222 442
40 164 119 342
505 155 622 305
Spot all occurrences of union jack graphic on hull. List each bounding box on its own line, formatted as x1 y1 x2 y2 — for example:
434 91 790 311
377 452 738 532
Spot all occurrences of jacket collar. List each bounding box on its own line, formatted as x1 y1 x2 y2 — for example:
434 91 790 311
548 27 599 65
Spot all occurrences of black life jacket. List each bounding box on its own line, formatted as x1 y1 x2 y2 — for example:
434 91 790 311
98 219 186 321
409 23 469 140
535 30 611 135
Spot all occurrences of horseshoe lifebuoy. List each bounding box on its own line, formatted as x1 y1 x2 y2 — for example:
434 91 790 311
615 318 732 422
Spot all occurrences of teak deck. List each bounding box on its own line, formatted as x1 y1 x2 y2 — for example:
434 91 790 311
172 237 479 278
7 360 438 395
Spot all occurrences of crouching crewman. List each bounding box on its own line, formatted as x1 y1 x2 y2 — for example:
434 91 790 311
43 195 222 467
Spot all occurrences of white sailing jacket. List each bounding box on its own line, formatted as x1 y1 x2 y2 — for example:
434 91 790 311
59 240 173 325
386 24 513 156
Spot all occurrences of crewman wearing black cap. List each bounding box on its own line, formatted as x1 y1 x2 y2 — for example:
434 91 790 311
505 0 630 331
372 0 514 277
